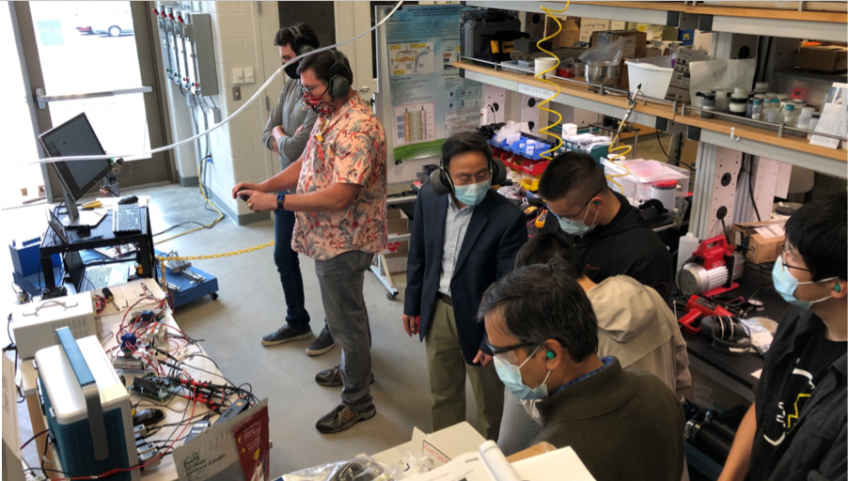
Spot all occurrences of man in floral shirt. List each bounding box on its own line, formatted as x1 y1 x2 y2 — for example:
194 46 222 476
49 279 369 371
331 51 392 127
233 49 387 433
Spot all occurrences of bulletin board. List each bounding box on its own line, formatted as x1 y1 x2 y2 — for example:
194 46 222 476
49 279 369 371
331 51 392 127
375 4 484 185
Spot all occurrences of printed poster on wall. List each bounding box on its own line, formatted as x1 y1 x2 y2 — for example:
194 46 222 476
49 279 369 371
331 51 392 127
385 5 482 160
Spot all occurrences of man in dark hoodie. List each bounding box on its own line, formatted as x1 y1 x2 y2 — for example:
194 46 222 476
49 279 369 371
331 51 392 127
537 151 674 298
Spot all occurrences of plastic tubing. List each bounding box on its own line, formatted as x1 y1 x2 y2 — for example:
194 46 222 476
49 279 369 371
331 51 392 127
534 2 570 160
23 1 405 165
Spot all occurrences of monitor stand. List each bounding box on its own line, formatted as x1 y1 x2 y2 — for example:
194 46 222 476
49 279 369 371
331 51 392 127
60 184 106 229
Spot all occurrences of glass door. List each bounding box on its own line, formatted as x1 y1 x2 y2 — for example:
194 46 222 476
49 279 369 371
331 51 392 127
15 1 171 200
1 3 43 208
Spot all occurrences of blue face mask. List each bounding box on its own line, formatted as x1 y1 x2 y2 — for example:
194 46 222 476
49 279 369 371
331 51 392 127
493 346 551 401
772 255 836 309
453 180 490 207
555 204 599 236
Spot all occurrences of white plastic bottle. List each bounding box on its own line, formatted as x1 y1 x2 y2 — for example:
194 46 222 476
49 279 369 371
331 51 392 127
677 233 701 278
783 104 796 127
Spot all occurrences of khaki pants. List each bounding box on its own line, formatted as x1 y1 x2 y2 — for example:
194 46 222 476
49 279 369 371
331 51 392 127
425 299 504 440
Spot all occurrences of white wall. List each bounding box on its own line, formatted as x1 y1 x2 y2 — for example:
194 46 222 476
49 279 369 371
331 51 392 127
202 1 272 219
158 1 275 221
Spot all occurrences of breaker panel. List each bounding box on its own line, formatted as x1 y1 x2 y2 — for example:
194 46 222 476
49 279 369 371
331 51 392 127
153 4 218 96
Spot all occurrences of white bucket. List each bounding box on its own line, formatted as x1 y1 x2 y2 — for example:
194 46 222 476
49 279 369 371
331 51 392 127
534 57 558 79
625 56 674 100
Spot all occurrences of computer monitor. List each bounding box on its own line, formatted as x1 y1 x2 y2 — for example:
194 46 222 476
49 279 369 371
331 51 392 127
38 113 113 227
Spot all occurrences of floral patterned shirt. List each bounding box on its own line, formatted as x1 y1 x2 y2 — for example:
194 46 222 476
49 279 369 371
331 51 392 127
292 94 388 261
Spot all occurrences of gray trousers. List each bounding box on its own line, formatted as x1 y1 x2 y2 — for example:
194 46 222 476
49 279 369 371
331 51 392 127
314 250 375 409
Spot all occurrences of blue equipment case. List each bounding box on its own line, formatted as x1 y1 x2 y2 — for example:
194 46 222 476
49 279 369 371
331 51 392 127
12 266 63 296
154 249 219 308
36 329 139 480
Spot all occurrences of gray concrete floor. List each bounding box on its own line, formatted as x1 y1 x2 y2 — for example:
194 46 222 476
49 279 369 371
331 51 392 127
1 183 480 478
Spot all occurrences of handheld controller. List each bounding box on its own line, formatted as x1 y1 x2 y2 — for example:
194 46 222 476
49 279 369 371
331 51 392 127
236 188 250 202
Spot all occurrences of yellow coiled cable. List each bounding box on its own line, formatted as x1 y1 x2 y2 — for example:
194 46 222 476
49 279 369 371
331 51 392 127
535 2 570 160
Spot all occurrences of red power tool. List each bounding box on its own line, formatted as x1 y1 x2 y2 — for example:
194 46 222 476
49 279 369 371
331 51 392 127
678 295 735 334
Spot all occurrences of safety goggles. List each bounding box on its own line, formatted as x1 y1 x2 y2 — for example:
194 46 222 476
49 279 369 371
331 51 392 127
485 334 537 365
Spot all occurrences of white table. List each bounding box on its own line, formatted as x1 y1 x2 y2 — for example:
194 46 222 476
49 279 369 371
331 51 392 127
19 278 232 480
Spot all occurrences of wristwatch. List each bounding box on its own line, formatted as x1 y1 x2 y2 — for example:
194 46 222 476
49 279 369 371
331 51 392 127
276 193 286 211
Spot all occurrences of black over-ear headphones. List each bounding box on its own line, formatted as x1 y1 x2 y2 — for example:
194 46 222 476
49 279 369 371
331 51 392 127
699 315 751 356
429 141 507 196
289 25 315 56
328 50 353 99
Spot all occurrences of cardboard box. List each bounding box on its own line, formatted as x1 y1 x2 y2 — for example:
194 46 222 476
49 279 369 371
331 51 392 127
545 17 580 48
384 208 410 275
731 220 786 264
590 30 648 59
797 45 848 72
371 422 485 468
618 57 632 90
645 47 664 58
387 208 409 237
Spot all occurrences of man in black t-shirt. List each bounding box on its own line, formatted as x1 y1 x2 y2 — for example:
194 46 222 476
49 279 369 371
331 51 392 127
719 193 847 481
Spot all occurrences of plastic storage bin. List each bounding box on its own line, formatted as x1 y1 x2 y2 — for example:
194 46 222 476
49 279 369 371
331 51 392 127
600 158 690 212
625 56 674 100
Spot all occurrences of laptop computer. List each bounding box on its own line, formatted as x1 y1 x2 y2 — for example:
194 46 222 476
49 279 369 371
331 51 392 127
64 251 130 292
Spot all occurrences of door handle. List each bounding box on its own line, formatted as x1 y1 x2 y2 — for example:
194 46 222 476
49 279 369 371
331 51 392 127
34 86 153 110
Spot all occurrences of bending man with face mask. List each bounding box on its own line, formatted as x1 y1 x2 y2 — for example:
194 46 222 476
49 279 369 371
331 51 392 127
478 259 685 481
537 152 674 298
496 232 691 457
234 49 387 434
719 193 847 481
403 132 527 440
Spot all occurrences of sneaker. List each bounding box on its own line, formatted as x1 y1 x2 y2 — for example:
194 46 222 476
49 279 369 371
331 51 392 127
316 404 376 434
315 365 375 388
260 323 312 347
306 324 336 356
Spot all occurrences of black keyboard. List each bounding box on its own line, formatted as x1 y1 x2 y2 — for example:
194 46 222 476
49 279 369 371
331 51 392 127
113 204 142 234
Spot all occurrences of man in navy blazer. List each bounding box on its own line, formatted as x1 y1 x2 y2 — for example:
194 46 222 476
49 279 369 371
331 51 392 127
403 132 528 440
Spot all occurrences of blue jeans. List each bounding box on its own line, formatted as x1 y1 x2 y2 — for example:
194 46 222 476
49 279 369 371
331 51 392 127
274 208 310 329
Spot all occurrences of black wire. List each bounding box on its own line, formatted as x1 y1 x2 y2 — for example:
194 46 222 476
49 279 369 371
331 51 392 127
747 168 762 221
720 216 731 244
656 130 670 159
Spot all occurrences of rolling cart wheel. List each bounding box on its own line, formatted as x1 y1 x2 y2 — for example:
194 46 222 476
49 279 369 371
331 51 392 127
387 291 398 300
210 292 219 301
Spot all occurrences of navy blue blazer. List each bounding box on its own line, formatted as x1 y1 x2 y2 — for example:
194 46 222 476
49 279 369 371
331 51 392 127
404 183 528 364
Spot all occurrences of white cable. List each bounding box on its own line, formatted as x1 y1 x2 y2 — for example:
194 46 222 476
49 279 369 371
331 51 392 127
26 1 405 165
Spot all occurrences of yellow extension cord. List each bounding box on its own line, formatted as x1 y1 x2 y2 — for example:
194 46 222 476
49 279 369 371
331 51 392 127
535 2 570 160
154 160 275 288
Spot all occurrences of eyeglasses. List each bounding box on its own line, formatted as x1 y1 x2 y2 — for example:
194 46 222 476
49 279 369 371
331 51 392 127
485 333 537 365
552 188 602 221
300 82 327 97
781 247 813 273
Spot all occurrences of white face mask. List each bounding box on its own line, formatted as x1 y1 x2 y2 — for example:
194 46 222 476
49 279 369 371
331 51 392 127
520 398 542 424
